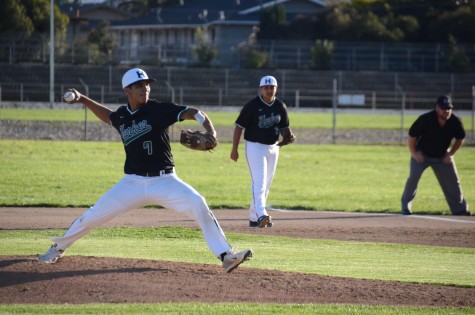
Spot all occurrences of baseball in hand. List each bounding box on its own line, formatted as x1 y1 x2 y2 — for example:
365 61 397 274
63 91 76 102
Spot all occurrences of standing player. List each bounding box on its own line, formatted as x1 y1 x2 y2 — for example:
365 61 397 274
401 95 470 216
38 68 253 273
230 75 295 228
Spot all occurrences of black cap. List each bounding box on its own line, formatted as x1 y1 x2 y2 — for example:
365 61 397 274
436 95 453 109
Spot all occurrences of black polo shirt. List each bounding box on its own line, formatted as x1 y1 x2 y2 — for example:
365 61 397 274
409 110 465 158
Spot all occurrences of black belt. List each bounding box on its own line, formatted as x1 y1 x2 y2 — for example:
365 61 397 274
130 169 174 177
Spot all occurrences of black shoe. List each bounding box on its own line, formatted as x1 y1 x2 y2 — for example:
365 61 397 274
402 209 412 215
257 215 271 228
453 211 471 216
249 220 273 228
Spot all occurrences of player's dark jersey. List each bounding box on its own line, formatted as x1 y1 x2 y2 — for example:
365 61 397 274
235 96 289 145
409 110 465 158
109 99 187 174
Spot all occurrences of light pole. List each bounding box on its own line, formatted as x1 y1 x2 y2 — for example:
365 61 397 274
50 0 55 107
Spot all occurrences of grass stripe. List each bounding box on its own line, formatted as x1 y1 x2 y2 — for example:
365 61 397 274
0 140 473 214
1 303 473 314
1 227 474 287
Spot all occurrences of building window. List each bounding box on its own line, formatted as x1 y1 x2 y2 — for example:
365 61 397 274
120 31 127 47
154 31 160 45
139 31 146 46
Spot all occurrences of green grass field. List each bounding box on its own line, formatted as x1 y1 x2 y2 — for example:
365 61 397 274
2 303 472 315
2 227 474 286
2 108 474 130
0 140 473 214
1 226 474 314
1 139 474 314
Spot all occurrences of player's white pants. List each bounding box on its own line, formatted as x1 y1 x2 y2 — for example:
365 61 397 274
52 173 232 258
245 140 279 221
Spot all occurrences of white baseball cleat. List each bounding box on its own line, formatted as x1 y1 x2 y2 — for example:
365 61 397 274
38 244 65 264
222 248 253 273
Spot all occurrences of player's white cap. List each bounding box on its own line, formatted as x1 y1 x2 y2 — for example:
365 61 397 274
122 68 156 89
259 75 277 87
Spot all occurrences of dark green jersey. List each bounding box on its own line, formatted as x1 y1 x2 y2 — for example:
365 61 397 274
235 96 289 145
110 99 187 174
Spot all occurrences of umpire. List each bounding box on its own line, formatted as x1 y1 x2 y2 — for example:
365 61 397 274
401 95 470 216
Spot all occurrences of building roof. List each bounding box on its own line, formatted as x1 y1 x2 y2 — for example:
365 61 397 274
109 0 330 29
60 3 134 21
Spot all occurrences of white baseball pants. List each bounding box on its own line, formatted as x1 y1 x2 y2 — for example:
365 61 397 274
245 140 279 221
52 173 232 258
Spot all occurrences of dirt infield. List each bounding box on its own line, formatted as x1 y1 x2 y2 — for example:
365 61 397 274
1 207 474 306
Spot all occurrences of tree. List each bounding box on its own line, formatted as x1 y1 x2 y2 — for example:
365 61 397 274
259 4 286 39
394 15 419 42
0 0 68 38
0 0 35 36
281 0 473 44
237 26 271 68
310 39 334 70
426 6 475 43
445 35 471 72
192 27 218 67
117 0 148 16
325 2 409 42
88 21 115 55
86 21 116 64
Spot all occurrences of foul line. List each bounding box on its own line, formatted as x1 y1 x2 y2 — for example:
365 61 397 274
409 214 475 224
267 207 475 224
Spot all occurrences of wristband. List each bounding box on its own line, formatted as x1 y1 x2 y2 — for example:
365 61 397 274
194 111 206 125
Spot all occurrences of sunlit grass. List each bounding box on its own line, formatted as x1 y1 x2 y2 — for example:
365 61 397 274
2 108 473 130
1 303 472 314
2 227 474 287
0 140 473 214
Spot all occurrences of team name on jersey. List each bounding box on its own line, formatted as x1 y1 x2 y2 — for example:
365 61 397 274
120 120 152 145
258 113 281 129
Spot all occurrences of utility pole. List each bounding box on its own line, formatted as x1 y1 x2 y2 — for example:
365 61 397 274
50 0 55 107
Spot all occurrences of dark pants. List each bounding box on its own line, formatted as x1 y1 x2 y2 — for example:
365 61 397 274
401 156 468 214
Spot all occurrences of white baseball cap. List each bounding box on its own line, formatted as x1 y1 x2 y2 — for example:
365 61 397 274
259 75 277 87
122 68 156 89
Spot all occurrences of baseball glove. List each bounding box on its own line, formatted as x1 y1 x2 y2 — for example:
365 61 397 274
277 127 296 146
180 129 218 151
